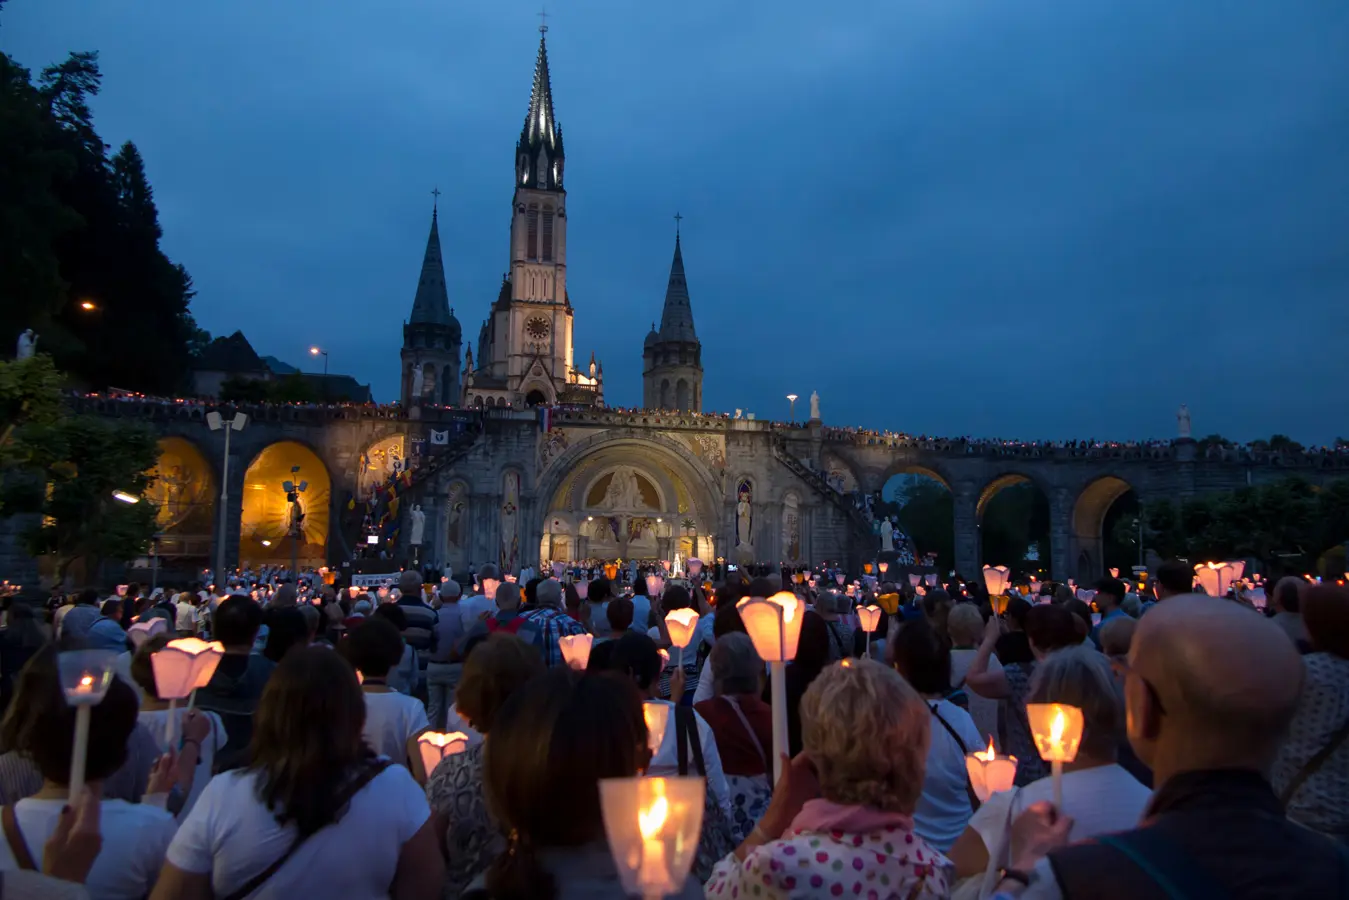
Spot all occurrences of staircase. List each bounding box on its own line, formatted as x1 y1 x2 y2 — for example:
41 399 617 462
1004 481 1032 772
770 434 876 565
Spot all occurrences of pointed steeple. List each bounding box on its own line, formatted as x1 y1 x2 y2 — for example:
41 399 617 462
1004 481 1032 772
516 29 564 190
409 206 454 326
657 233 697 342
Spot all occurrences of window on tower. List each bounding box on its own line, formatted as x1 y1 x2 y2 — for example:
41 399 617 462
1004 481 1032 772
526 206 539 260
541 206 554 262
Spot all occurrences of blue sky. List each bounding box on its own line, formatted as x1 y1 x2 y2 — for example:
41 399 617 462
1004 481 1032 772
6 0 1348 442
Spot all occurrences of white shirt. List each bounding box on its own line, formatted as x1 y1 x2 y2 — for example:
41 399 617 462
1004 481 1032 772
914 698 983 852
458 593 495 630
0 798 176 900
166 765 430 899
138 707 228 819
645 699 732 820
362 690 430 763
175 601 197 632
951 647 1004 750
970 764 1152 898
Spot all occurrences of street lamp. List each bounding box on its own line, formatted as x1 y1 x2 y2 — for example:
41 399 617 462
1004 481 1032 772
309 346 329 376
206 411 248 584
111 490 140 505
79 300 97 312
786 393 798 422
283 466 308 576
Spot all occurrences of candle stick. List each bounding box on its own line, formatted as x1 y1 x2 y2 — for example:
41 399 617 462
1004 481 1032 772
1026 703 1084 811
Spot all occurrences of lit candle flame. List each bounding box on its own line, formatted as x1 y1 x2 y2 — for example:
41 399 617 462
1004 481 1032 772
639 795 668 840
1050 708 1066 747
975 737 997 761
79 675 93 688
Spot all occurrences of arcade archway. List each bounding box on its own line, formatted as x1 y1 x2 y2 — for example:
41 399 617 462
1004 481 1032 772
535 435 721 567
146 437 216 562
1073 475 1136 582
977 473 1052 576
239 441 331 568
878 466 952 571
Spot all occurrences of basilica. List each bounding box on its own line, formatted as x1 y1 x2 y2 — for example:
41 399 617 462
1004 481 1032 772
397 28 704 415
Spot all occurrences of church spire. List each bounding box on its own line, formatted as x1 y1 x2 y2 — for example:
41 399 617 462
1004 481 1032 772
409 203 453 326
657 230 697 342
516 27 564 190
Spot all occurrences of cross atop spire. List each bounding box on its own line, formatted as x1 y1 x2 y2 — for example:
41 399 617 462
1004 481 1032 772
538 7 549 33
674 211 682 237
431 186 441 214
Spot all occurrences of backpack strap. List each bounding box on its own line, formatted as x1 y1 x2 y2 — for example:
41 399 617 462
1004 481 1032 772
0 807 35 871
1279 712 1349 808
929 704 981 812
218 760 390 900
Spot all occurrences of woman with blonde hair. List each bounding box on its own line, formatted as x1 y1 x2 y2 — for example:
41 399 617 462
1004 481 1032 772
705 658 950 898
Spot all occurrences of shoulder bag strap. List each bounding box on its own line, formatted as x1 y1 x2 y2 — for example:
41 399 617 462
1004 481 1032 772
723 697 771 774
0 807 35 871
675 705 690 776
1279 712 1349 808
929 704 981 812
218 760 390 900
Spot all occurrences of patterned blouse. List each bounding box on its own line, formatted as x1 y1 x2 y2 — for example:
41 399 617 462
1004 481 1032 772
1271 652 1349 838
1002 661 1047 786
425 743 503 899
705 824 951 899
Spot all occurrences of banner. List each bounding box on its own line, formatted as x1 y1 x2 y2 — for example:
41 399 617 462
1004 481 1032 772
352 573 399 588
430 429 449 445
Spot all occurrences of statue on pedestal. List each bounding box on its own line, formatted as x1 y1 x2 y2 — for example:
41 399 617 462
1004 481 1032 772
15 330 37 361
409 504 426 546
1177 404 1192 440
880 516 895 553
809 390 820 422
411 366 424 400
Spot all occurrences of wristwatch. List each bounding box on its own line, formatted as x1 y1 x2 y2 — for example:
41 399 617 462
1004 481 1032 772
996 867 1032 892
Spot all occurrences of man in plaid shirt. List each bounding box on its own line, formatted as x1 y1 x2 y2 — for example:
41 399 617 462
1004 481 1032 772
518 578 587 667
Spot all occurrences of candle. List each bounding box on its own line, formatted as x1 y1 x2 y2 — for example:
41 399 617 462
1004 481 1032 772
964 737 1018 802
643 701 670 756
559 634 593 671
1025 703 1084 809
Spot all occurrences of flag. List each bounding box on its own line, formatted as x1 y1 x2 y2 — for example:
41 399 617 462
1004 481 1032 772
400 469 413 488
430 429 449 445
345 492 355 511
538 406 552 432
388 497 401 520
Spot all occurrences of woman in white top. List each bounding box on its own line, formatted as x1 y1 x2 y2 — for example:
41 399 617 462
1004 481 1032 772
948 604 1004 748
0 650 177 900
890 616 983 852
150 646 443 900
946 645 1151 898
345 616 429 765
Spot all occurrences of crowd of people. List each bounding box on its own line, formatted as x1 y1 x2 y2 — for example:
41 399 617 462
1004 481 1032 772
0 558 1342 898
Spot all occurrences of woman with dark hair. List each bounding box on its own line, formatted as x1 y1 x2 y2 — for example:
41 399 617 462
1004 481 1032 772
0 649 177 899
151 646 442 899
890 617 982 852
995 595 1036 665
465 668 701 900
761 604 830 757
965 603 1081 785
262 607 309 664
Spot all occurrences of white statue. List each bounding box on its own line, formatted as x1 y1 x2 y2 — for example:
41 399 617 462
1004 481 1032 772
409 504 426 546
1177 404 1192 440
603 467 646 509
735 489 753 548
15 330 37 361
411 366 424 399
809 390 820 421
880 516 895 553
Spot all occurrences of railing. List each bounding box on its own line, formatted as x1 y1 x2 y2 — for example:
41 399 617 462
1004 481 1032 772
770 436 874 540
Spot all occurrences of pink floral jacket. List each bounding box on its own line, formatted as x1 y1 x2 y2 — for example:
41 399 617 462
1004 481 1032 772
705 818 951 899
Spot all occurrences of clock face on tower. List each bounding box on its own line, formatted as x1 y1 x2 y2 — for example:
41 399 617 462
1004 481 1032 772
525 316 551 340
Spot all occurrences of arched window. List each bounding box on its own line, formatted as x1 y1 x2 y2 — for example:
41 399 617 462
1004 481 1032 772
541 205 554 263
676 379 690 411
526 206 539 260
659 379 671 410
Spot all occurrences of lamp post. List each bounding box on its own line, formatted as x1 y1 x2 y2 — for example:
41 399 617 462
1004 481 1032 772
786 393 798 422
206 411 248 586
283 466 308 577
309 346 329 376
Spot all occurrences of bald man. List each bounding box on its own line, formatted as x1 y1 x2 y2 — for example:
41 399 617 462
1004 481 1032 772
1002 595 1348 899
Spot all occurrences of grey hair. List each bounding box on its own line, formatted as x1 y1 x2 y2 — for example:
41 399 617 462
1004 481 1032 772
440 580 463 600
1028 645 1123 761
495 582 522 612
536 578 562 609
947 603 984 646
710 633 763 696
1120 594 1142 618
297 603 320 635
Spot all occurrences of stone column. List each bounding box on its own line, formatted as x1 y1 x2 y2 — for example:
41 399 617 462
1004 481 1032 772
953 482 980 581
1048 487 1073 583
213 454 246 575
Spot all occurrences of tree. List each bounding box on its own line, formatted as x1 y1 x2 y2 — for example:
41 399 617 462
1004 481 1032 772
894 479 954 571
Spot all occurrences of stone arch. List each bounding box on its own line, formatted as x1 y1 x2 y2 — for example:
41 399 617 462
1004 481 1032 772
976 470 1055 573
872 459 955 496
147 436 217 562
1072 474 1136 581
239 440 332 568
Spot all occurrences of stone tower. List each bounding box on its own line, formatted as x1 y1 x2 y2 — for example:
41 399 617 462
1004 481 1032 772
462 26 603 409
643 229 702 411
401 202 462 408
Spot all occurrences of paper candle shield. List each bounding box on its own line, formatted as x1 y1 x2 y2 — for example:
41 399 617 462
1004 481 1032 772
58 650 118 705
575 580 590 600
925 574 938 586
150 638 225 700
665 609 700 649
128 618 169 649
965 739 1018 802
1025 703 1085 763
863 563 873 575
736 592 805 662
559 634 594 670
1194 562 1235 596
646 574 665 597
643 701 670 754
908 574 920 587
552 562 566 578
856 605 883 633
991 593 1011 616
687 558 703 577
982 565 1011 597
604 563 618 580
877 592 901 615
657 648 670 667
600 776 705 900
417 731 469 776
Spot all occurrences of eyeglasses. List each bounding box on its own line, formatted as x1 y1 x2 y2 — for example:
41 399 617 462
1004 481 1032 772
1111 657 1167 716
